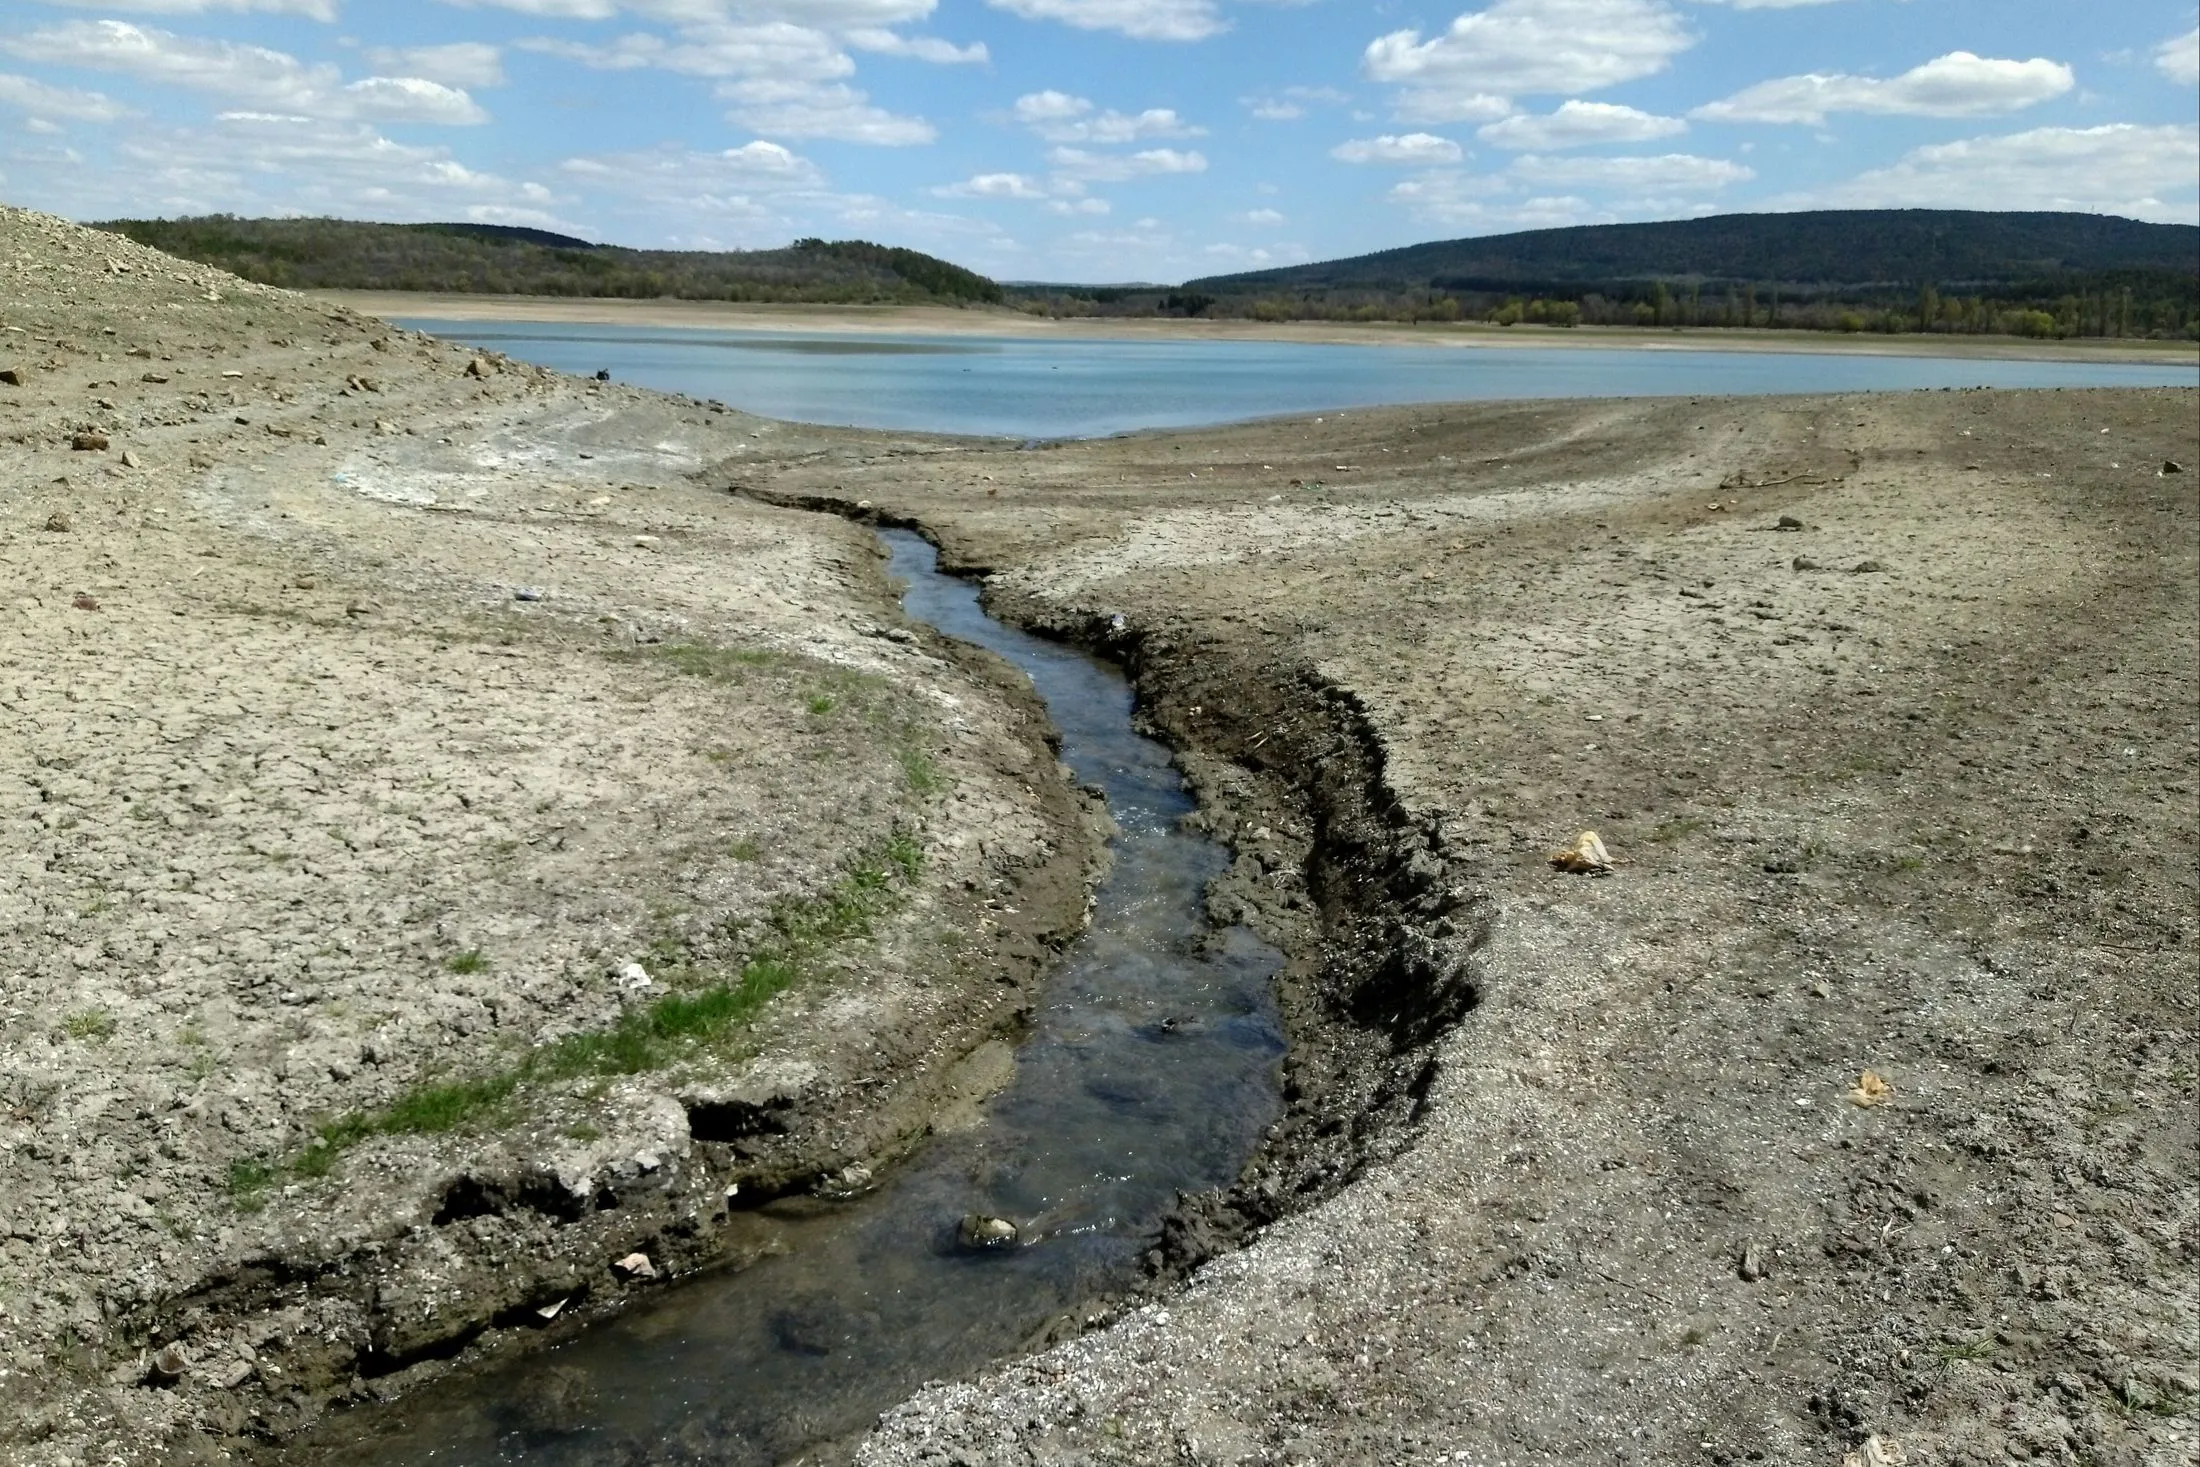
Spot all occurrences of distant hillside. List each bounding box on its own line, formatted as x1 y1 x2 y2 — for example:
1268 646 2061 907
1185 210 2197 295
94 215 1004 306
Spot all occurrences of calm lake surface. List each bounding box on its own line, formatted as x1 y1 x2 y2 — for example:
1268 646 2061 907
400 318 2197 439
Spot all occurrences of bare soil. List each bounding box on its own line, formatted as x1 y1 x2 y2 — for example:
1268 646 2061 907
739 388 2199 1467
0 207 1102 1464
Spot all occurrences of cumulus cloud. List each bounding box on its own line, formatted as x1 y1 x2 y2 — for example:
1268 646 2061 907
717 76 934 143
933 170 1050 198
1694 51 2074 124
28 0 339 19
1241 83 1350 121
1775 123 2199 223
1478 99 1684 149
0 72 134 123
1508 151 1751 190
4 20 490 123
843 28 987 62
1242 206 1285 224
1365 0 1694 120
363 42 506 89
1386 170 1597 229
1007 90 1202 143
1046 144 1207 180
985 0 1225 42
1330 132 1465 164
2158 27 2199 86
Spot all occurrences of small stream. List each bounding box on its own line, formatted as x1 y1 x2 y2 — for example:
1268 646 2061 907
302 529 1286 1465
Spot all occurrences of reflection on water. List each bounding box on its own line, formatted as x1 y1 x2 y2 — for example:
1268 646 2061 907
296 530 1285 1466
401 316 2199 439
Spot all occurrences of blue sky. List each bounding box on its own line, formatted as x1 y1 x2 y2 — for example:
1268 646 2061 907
2 0 2194 283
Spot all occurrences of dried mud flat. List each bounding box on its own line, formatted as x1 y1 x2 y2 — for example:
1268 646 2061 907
0 207 1102 1464
749 387 2199 1466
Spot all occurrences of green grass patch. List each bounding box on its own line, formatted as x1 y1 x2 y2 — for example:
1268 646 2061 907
231 834 926 1205
898 746 944 795
1934 1337 1996 1365
446 949 489 975
808 694 837 715
652 642 781 680
729 836 762 862
63 1009 116 1042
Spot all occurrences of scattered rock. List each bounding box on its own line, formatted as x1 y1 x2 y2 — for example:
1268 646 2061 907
71 432 109 452
141 372 169 384
72 594 100 611
464 356 493 379
1775 515 1805 531
1842 1436 1906 1467
1851 560 1886 573
211 1358 255 1391
344 600 376 618
1738 1240 1769 1281
618 962 651 989
0 366 25 386
1792 556 1820 571
632 535 660 550
1549 830 1614 875
2163 460 2184 475
534 1297 568 1323
514 586 546 602
147 1343 190 1385
1849 1070 1894 1107
612 1252 658 1282
120 450 142 469
44 512 71 532
957 1215 1020 1251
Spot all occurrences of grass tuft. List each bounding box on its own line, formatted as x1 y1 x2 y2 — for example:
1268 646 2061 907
63 1009 116 1042
446 949 489 975
898 746 944 795
231 834 926 1203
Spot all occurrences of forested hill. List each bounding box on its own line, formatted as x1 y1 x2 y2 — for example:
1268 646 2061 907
1186 211 2198 294
94 216 1004 305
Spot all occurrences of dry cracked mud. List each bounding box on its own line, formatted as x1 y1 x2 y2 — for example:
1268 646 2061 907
4 204 2195 1467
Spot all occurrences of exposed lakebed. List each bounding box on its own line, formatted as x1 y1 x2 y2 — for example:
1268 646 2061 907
399 317 2199 439
296 530 1286 1465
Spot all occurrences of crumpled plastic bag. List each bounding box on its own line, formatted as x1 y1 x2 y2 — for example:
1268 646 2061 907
1549 830 1614 874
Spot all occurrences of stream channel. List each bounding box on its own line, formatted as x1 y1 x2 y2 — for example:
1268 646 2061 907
303 528 1288 1464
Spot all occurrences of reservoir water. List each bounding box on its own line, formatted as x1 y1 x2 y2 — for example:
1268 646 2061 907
299 530 1287 1465
400 318 2198 439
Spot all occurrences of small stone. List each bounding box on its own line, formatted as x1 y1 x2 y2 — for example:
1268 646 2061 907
120 450 142 469
464 356 492 378
1739 1240 1769 1281
141 372 170 384
612 1252 658 1281
72 593 101 611
1851 560 1886 574
514 586 546 602
0 367 25 386
1775 515 1804 530
291 575 316 590
632 535 660 549
71 431 109 452
956 1214 1019 1251
345 600 376 618
2163 460 2184 475
618 962 651 989
535 1297 568 1322
44 511 71 532
212 1358 256 1390
148 1342 191 1384
1791 556 1819 571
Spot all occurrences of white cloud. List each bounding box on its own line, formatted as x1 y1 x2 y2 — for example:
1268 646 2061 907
1199 241 1311 268
0 72 133 123
1508 151 1751 189
1046 196 1110 214
1776 123 2199 223
933 171 1049 199
985 0 1225 42
842 28 988 63
717 75 934 143
1692 0 1848 7
1331 132 1465 164
1007 90 1202 143
1242 206 1285 224
4 20 491 123
1241 83 1350 121
363 42 506 89
2158 27 2199 86
1365 0 1695 119
1694 51 2074 124
1478 99 1683 149
1046 144 1208 179
27 0 338 19
1386 169 1598 229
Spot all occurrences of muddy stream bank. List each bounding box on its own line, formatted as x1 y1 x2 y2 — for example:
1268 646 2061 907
285 529 1291 1464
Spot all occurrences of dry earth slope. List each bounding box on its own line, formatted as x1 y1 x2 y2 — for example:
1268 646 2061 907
0 206 1100 1463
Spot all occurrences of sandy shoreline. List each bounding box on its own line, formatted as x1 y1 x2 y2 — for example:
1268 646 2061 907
311 290 2200 366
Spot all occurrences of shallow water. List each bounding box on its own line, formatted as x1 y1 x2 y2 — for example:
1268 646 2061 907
299 530 1285 1465
401 317 2197 439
